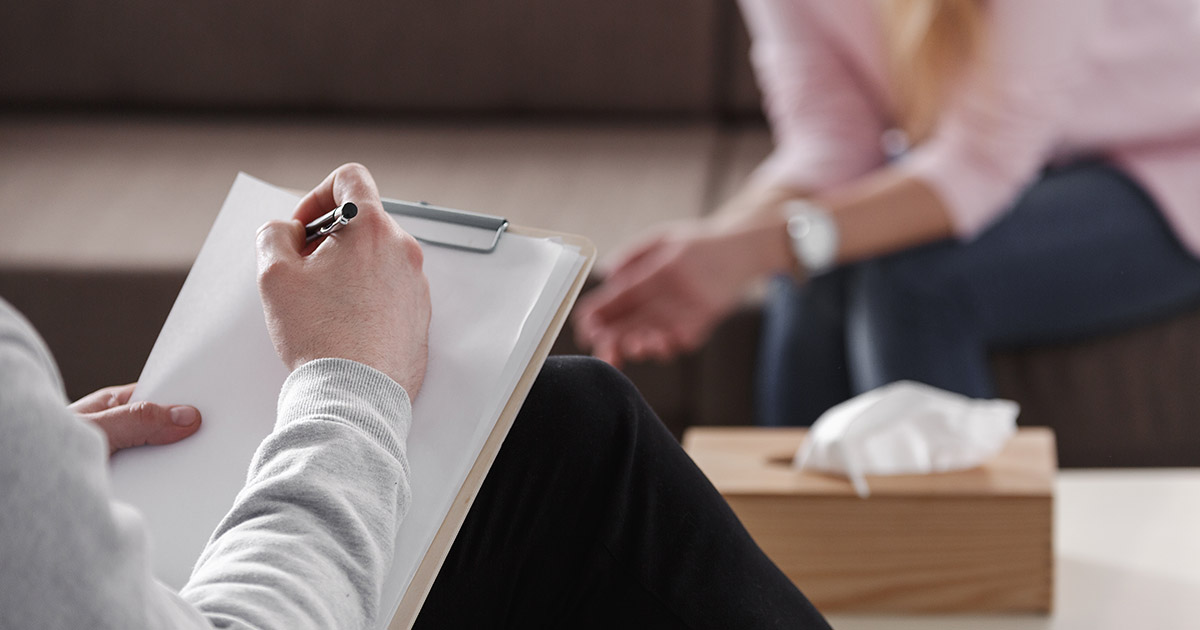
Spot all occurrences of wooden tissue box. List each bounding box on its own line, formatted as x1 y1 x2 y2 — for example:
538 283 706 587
682 427 1055 613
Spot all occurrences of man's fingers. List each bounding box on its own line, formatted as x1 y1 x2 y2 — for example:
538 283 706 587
293 162 384 225
69 383 137 414
256 219 305 270
109 383 136 407
292 169 340 225
88 401 202 455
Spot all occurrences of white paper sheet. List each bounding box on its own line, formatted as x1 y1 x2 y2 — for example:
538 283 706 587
110 173 583 627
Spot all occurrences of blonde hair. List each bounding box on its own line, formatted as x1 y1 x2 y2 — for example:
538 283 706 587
880 0 987 142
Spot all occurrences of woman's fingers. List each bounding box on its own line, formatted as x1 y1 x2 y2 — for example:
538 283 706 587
577 240 681 339
598 230 669 280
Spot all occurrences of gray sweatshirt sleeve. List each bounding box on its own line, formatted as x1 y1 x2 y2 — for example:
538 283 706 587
181 358 413 629
0 299 414 630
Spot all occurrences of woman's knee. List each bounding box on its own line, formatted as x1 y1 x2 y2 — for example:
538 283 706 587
853 241 969 315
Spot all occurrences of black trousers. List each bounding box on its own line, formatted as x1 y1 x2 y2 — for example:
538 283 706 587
414 357 830 629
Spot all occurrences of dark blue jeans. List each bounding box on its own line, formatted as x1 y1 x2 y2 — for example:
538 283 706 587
757 161 1200 426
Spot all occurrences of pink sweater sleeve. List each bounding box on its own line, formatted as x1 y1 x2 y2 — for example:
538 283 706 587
738 0 888 192
896 0 1084 238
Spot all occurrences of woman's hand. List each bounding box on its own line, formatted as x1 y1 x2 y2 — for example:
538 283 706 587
69 383 202 456
574 214 792 368
256 163 431 396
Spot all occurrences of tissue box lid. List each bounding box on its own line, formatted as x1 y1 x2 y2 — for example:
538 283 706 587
683 427 1055 498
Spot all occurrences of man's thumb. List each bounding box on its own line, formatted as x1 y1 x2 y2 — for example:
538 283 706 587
88 401 201 454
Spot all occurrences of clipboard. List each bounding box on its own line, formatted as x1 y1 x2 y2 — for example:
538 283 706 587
111 174 595 630
379 200 595 628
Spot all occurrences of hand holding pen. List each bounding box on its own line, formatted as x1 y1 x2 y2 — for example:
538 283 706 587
256 163 431 396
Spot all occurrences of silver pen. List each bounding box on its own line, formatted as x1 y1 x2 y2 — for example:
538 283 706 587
304 202 359 243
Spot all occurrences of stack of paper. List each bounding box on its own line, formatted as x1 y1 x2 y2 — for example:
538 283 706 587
110 173 587 627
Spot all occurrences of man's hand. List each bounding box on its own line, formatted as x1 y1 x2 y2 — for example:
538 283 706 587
256 163 431 396
69 383 202 455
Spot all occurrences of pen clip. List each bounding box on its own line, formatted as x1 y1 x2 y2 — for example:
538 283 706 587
317 216 348 237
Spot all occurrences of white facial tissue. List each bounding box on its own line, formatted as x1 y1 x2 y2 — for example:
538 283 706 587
793 381 1019 498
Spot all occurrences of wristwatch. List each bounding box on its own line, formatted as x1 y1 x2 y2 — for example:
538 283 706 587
784 199 839 277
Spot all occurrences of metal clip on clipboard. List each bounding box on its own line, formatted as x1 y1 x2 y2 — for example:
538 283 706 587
383 199 509 254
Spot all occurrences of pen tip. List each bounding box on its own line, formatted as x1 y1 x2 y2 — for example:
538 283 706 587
341 202 358 219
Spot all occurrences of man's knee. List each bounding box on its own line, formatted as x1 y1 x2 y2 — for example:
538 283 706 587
512 356 646 453
529 356 636 413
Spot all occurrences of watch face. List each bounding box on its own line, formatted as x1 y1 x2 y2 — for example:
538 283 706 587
787 203 838 275
788 215 815 240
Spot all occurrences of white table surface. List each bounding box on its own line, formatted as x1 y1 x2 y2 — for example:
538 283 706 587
826 469 1200 629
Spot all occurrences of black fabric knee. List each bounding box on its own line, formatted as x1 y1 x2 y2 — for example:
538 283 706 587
415 356 830 629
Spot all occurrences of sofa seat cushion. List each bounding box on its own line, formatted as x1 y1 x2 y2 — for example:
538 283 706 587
0 116 717 268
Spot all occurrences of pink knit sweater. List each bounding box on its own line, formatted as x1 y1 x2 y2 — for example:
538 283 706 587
741 0 1200 255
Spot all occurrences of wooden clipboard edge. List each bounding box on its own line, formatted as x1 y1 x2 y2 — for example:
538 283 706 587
388 226 596 629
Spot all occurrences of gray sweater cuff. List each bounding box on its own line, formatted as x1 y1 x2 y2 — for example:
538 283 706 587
277 358 412 465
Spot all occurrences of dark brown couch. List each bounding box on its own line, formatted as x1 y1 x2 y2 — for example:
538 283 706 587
2 0 1197 467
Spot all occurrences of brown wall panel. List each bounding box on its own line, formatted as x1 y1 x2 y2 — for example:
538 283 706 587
0 1 721 114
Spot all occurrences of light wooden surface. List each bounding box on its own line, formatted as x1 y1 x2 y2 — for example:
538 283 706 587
732 494 1053 612
825 469 1200 630
683 427 1056 613
684 426 1056 497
